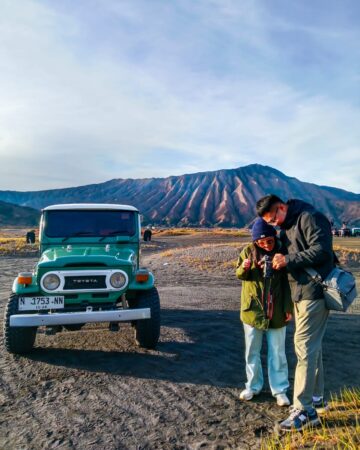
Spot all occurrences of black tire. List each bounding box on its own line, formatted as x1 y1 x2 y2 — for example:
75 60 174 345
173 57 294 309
3 293 37 354
130 287 160 349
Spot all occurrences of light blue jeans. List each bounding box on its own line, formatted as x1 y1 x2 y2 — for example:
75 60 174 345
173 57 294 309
243 323 289 396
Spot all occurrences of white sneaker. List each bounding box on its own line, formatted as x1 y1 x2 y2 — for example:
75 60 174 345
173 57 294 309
239 388 259 401
276 393 290 406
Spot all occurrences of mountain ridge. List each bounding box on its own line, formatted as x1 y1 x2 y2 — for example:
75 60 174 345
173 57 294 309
0 201 40 227
0 164 358 227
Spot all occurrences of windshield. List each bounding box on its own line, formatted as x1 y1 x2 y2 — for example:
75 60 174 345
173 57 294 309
44 210 136 238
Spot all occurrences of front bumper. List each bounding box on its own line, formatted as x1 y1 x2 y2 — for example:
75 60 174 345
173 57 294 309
10 308 150 327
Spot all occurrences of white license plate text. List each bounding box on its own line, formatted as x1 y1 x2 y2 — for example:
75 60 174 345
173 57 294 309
18 296 65 311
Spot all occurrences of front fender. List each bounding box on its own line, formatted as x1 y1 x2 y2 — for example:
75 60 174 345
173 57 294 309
128 272 155 290
12 277 40 295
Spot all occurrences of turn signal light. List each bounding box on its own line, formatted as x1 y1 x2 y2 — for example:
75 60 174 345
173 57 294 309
18 272 32 285
136 271 149 283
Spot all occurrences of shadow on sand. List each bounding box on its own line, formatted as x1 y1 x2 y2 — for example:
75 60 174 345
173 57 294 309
26 308 253 388
25 309 360 394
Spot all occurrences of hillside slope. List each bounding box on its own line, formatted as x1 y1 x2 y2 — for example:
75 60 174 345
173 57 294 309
0 165 358 227
0 201 40 227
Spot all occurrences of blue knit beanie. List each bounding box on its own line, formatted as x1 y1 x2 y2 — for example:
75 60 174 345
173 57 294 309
251 218 276 241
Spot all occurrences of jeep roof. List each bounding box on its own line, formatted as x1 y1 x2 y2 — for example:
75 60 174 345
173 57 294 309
43 204 139 211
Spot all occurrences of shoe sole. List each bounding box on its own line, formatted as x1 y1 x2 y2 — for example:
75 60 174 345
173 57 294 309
277 401 291 407
239 391 261 401
314 406 329 414
275 395 290 407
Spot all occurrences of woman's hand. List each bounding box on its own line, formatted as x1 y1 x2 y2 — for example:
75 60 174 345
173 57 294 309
285 312 292 322
242 259 251 270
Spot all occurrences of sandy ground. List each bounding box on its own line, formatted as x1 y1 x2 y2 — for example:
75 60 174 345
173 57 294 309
0 235 359 450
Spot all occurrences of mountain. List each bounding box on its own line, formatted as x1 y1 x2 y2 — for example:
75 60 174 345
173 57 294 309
0 164 358 227
0 200 40 227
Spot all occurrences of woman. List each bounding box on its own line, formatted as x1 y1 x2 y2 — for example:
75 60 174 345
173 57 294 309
236 218 292 406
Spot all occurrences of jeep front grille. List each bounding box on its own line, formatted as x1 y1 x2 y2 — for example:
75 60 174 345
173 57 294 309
64 275 107 290
40 269 129 294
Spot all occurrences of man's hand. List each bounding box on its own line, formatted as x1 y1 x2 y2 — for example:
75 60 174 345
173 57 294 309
242 258 251 270
285 312 292 322
272 253 287 270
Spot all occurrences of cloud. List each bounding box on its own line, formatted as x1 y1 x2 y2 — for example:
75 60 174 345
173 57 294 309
0 0 359 193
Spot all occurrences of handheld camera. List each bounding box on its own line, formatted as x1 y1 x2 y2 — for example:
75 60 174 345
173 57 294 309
262 255 273 278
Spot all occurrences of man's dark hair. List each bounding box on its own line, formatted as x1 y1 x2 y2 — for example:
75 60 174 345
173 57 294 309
256 194 284 216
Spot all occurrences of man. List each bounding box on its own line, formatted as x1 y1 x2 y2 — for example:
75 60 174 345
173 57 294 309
256 194 334 431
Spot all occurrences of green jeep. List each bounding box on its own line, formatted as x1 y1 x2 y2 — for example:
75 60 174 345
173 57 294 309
3 204 160 354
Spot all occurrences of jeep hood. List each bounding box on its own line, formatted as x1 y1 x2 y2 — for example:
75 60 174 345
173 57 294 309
38 246 136 268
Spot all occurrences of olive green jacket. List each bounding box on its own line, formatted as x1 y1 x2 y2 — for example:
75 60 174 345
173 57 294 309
236 242 293 330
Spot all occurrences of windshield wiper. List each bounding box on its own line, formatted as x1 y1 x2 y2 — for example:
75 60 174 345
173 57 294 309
99 230 128 242
62 231 94 242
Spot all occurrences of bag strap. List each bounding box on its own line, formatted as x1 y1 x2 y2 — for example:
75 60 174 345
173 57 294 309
304 267 323 283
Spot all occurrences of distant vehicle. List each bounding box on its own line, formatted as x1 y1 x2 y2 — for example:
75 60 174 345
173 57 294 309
339 228 351 237
3 203 160 354
352 227 360 237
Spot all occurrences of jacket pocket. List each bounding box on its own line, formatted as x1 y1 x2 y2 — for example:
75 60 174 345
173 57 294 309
241 295 255 312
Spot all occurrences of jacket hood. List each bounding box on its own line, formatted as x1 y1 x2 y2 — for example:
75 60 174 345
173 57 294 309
281 199 316 230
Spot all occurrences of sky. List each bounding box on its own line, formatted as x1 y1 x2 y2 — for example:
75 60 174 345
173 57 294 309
0 0 359 193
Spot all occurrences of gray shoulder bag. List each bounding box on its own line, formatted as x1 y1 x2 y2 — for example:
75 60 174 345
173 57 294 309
305 266 357 312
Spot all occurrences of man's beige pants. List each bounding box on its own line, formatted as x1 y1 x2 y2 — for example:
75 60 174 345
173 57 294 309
293 298 329 411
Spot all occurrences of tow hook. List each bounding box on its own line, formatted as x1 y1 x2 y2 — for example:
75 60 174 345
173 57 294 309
109 322 119 332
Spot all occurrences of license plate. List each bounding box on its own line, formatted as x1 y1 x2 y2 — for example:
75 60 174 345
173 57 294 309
18 296 65 311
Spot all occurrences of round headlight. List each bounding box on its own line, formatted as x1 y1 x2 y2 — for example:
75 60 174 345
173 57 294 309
110 271 127 289
42 273 60 291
